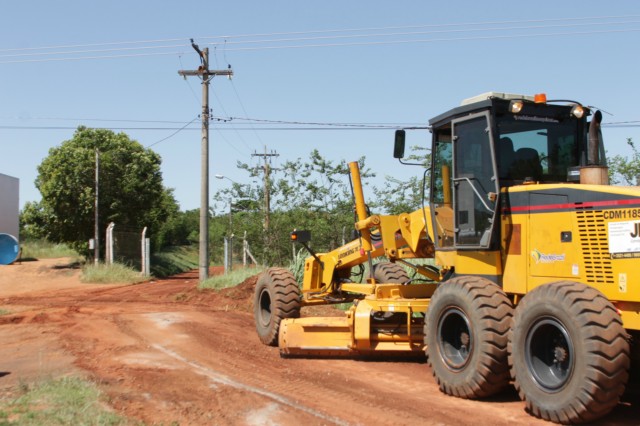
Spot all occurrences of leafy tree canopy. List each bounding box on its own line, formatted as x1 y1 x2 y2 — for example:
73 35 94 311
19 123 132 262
215 149 391 265
374 144 430 214
608 138 640 185
33 126 178 254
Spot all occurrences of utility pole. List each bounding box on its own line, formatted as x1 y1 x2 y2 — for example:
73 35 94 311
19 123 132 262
94 148 100 265
178 39 233 281
252 147 279 232
252 147 278 264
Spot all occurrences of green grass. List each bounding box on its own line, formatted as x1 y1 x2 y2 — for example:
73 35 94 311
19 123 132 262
0 376 127 425
150 246 199 278
19 240 80 261
81 263 147 285
199 266 265 290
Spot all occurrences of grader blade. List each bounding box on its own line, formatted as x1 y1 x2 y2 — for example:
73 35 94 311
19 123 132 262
278 297 428 357
279 316 353 356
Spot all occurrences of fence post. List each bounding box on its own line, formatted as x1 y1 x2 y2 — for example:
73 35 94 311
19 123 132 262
105 225 110 264
242 231 258 266
141 227 150 277
105 222 115 265
223 236 229 275
243 232 247 267
229 234 234 273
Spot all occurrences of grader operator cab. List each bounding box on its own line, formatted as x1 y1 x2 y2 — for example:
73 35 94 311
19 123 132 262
253 92 640 424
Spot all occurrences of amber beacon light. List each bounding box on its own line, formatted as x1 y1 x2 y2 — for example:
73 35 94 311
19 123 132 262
534 93 547 103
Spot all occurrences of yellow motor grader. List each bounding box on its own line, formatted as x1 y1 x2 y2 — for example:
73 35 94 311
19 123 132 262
253 92 640 424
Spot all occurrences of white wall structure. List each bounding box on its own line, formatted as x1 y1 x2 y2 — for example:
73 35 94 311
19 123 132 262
0 173 19 239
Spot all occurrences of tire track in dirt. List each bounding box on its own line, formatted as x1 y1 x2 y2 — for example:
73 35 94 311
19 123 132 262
125 309 544 426
152 343 351 426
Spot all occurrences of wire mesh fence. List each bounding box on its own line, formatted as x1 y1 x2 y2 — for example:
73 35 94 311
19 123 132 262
105 223 150 275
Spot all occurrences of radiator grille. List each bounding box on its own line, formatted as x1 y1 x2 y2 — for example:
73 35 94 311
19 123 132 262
576 208 614 284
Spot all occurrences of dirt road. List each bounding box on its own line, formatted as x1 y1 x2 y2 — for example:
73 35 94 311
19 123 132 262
0 259 638 425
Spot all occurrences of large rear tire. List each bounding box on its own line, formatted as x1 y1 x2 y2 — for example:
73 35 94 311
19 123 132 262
425 276 513 398
254 268 301 346
509 282 629 424
373 261 410 284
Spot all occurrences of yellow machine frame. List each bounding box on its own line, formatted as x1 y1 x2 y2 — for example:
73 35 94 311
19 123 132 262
255 92 640 424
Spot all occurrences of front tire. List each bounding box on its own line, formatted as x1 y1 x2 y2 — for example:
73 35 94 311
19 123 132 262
373 262 410 284
425 276 513 398
509 282 629 424
254 268 301 346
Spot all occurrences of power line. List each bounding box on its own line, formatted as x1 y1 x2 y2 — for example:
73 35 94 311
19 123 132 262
146 116 199 148
0 116 193 124
207 14 640 41
3 114 639 131
1 15 638 54
0 125 200 130
0 42 189 59
0 50 186 64
203 19 640 49
1 18 639 64
229 80 265 149
2 27 637 64
0 114 424 127
4 124 638 131
0 119 424 131
217 28 640 53
0 125 408 131
210 89 253 154
7 18 637 59
178 54 203 107
2 117 638 131
212 126 251 157
217 116 423 128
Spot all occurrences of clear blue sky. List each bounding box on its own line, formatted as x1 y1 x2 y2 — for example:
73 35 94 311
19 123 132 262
1 1 639 213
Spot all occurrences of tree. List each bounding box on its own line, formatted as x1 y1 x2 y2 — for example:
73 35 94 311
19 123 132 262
374 144 431 214
33 127 177 255
19 200 52 241
155 208 200 248
608 138 640 185
215 150 375 266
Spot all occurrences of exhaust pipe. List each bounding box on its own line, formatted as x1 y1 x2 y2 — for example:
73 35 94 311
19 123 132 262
588 110 603 165
581 110 609 185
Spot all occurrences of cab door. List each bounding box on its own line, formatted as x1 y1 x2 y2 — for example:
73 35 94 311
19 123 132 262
451 112 499 249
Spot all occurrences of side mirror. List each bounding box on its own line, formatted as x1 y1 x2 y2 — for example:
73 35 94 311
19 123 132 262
393 130 406 159
291 229 311 243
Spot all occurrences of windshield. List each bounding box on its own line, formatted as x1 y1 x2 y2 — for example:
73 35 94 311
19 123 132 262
496 114 580 183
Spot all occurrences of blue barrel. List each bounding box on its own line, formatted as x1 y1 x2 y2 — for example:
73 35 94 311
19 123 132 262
0 233 19 265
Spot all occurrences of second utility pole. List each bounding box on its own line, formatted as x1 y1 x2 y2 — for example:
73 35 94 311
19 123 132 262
252 147 279 233
179 40 233 282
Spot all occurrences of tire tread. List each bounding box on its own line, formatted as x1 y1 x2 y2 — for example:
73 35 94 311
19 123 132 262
509 281 629 424
254 268 301 346
425 276 513 399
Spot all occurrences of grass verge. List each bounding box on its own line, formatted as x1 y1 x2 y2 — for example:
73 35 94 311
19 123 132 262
198 266 264 290
81 263 147 285
0 376 127 425
18 240 80 261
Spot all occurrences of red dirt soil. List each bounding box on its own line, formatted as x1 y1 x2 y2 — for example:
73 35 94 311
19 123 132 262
0 258 638 425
